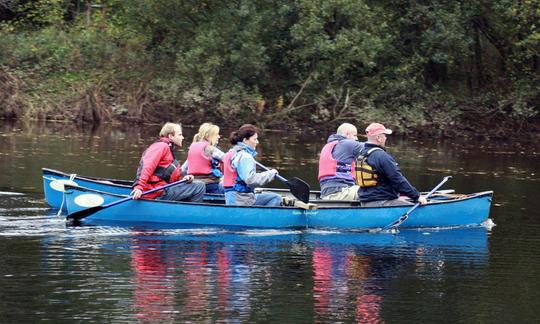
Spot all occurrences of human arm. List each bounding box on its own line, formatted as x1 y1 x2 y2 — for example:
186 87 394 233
234 153 277 188
181 160 188 175
133 143 168 192
374 151 421 201
204 145 225 161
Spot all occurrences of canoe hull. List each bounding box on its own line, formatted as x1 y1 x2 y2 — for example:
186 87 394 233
64 185 493 230
43 168 132 210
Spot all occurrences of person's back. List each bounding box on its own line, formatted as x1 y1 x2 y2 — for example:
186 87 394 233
318 123 364 200
356 122 426 207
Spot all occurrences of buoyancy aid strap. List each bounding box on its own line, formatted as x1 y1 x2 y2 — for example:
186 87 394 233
355 147 383 187
153 159 180 182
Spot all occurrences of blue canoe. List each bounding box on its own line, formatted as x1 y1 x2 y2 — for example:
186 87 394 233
42 168 320 210
42 168 457 210
63 184 493 230
42 168 234 210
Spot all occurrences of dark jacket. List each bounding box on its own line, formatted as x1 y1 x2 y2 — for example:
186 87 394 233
358 143 420 202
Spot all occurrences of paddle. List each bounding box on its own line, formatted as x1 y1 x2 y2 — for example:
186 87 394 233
66 179 188 221
255 161 311 203
214 147 311 204
380 176 452 232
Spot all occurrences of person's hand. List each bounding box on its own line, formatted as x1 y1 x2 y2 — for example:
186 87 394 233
184 174 195 183
269 169 279 176
417 195 428 205
131 189 143 200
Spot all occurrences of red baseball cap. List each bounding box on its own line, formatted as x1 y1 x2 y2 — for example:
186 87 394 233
365 123 393 136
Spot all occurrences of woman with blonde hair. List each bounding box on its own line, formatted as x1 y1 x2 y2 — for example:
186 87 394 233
183 122 225 194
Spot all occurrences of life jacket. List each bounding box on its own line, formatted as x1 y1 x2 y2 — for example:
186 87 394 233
318 141 356 182
133 138 182 199
222 150 238 188
222 147 252 193
355 147 383 187
153 159 180 182
187 141 213 175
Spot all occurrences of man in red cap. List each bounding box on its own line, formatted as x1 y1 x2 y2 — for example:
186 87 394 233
356 122 426 207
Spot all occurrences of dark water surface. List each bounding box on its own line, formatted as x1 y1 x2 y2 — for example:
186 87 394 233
1 120 539 322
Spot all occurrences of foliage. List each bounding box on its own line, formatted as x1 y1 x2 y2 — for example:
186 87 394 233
0 0 538 136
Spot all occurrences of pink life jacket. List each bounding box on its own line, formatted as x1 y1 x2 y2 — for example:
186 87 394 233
222 150 238 188
187 141 212 175
317 140 356 182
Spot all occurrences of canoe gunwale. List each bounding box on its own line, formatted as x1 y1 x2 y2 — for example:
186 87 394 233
63 184 493 210
43 168 133 186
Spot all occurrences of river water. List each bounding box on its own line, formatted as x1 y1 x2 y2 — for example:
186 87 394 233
0 120 539 322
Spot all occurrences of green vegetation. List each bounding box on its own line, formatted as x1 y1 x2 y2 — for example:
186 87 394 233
1 0 538 136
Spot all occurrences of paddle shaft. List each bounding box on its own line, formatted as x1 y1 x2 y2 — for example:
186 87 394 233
255 161 311 203
255 161 286 182
66 179 188 220
382 176 452 231
108 179 189 208
198 147 310 203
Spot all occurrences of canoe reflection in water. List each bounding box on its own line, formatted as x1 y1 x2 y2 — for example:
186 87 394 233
125 226 488 322
313 247 382 323
131 238 177 322
130 236 256 321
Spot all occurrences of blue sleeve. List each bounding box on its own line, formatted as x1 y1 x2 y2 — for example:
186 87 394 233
333 140 365 161
236 154 256 181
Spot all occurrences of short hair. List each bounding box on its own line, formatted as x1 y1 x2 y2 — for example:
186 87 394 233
193 122 220 145
159 122 181 137
229 124 259 145
336 123 357 136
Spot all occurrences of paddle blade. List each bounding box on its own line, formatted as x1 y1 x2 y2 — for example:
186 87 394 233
66 205 105 221
286 177 311 203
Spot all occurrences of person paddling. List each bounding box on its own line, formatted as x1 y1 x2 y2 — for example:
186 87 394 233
132 122 205 202
183 122 225 194
357 122 427 207
222 124 281 206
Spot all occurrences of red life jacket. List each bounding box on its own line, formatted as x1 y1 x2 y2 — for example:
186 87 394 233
222 150 238 188
187 141 212 175
317 140 356 182
134 138 182 199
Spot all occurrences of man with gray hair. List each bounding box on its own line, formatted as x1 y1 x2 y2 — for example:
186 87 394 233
318 123 364 200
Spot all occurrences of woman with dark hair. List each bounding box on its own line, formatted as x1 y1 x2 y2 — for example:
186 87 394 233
222 124 281 206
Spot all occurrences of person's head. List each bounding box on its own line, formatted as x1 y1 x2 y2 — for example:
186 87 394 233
159 122 184 147
193 122 220 146
336 123 358 140
365 122 392 147
229 124 259 149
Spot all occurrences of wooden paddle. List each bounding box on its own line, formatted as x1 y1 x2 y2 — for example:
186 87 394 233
255 161 311 203
380 176 452 232
66 179 188 221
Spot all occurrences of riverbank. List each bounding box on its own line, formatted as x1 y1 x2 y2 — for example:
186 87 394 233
1 0 538 139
